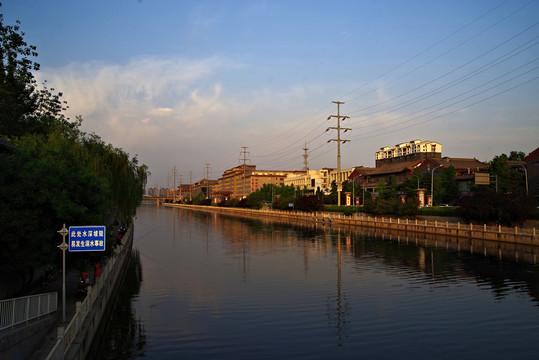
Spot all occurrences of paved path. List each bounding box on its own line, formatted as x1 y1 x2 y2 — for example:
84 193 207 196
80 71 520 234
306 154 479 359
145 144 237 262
26 269 92 359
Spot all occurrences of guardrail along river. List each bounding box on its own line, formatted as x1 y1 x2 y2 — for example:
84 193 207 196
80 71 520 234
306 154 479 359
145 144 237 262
91 204 539 360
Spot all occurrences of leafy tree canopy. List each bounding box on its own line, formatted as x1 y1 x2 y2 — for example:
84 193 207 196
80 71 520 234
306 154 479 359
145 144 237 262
0 7 148 283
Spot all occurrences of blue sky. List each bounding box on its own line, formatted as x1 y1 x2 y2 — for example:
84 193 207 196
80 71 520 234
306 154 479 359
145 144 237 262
3 0 538 187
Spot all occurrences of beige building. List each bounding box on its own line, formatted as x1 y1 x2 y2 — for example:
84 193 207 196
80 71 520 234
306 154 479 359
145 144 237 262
284 169 331 194
376 140 442 167
328 167 355 187
213 165 306 200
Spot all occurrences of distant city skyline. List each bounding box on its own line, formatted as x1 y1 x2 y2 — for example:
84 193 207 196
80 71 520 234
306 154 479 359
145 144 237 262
4 0 538 187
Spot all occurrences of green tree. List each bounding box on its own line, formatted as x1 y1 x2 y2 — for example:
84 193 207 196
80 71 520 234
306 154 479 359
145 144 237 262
192 191 206 205
0 5 73 138
0 133 108 280
457 190 534 226
487 154 524 193
377 175 398 200
508 151 526 161
436 165 458 205
0 5 39 136
400 168 423 198
295 195 323 212
0 5 148 287
324 180 338 204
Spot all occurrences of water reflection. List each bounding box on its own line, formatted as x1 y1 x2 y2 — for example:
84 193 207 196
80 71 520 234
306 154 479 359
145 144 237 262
90 250 146 359
326 232 350 347
93 206 539 359
218 210 539 304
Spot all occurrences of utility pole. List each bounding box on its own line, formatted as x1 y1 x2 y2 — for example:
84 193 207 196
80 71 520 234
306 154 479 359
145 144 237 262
327 101 351 206
205 163 211 200
179 174 182 201
172 166 177 202
302 142 309 171
240 146 250 199
189 171 193 201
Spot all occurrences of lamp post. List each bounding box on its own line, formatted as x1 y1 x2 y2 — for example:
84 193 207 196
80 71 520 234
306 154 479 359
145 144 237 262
352 178 355 205
358 174 366 205
57 224 69 323
516 164 529 195
430 165 443 207
412 174 420 189
271 184 274 209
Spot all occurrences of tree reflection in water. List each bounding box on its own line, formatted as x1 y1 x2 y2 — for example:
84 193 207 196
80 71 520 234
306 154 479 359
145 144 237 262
90 250 146 360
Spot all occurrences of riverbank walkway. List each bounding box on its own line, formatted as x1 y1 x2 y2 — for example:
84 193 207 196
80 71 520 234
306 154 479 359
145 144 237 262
0 224 131 360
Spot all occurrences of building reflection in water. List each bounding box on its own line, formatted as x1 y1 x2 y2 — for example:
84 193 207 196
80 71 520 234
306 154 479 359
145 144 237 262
198 210 539 305
92 207 539 357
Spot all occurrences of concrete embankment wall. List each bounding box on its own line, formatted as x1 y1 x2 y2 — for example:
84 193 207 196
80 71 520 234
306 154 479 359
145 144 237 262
165 204 538 247
63 227 133 360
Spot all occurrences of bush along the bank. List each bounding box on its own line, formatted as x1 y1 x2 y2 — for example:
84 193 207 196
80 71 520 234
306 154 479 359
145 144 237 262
456 190 535 226
323 205 363 215
364 197 419 217
418 206 457 217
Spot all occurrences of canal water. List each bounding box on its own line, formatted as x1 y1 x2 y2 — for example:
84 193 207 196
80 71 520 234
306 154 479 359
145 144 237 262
93 204 539 359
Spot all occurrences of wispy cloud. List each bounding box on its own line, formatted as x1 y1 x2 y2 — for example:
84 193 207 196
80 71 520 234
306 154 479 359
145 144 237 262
35 56 326 183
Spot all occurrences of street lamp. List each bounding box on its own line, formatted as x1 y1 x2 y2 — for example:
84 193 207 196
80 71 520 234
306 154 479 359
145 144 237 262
430 164 443 206
412 174 420 189
57 224 69 323
515 164 529 195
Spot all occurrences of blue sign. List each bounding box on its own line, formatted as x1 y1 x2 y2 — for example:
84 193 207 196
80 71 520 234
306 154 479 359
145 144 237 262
68 226 106 251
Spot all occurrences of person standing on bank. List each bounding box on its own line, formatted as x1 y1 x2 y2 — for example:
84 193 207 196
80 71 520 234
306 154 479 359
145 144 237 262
94 262 101 283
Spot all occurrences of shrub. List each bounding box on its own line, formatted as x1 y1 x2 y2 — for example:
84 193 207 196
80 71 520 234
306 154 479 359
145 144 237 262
418 206 456 217
456 190 535 226
295 195 323 212
200 198 212 206
343 208 353 216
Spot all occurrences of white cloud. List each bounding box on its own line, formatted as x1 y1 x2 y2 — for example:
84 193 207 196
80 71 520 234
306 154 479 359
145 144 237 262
34 56 327 185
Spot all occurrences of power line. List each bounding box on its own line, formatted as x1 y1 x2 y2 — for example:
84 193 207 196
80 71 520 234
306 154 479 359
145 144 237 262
351 73 538 141
339 0 512 103
347 24 539 123
349 39 538 125
343 0 535 105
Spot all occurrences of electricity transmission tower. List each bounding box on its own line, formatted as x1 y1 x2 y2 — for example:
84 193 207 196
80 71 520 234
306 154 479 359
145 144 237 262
240 146 250 199
172 166 178 202
189 171 193 201
205 164 211 199
327 101 351 206
302 142 309 171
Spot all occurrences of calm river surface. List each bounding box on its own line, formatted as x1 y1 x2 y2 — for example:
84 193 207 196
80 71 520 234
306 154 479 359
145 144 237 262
93 204 539 359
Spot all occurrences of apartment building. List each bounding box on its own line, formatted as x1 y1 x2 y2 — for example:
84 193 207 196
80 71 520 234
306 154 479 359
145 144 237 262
213 164 306 199
284 169 331 194
375 140 442 167
362 157 486 195
328 167 355 187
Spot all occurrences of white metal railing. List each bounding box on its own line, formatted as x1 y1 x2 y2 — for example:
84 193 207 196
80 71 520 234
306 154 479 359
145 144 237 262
171 204 537 240
0 292 58 330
